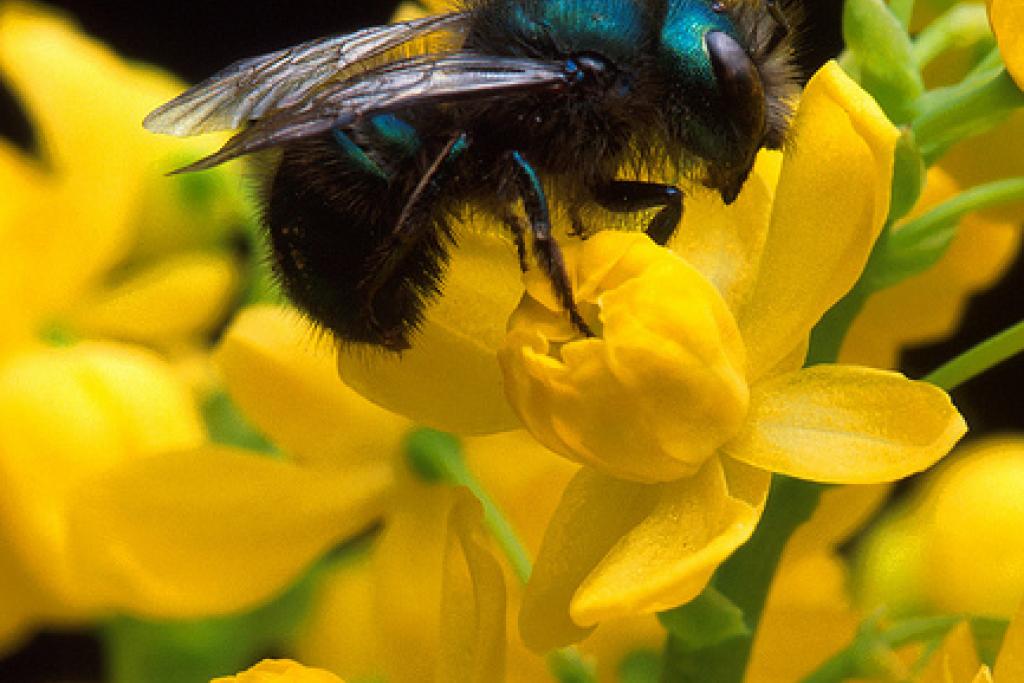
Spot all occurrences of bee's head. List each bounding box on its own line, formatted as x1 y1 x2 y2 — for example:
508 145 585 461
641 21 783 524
657 0 799 203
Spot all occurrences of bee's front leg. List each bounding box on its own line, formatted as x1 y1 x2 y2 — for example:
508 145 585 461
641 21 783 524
592 180 683 246
508 151 594 338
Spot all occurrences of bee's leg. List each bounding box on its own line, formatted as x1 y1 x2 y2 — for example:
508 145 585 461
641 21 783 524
361 133 469 336
508 151 594 337
499 209 530 272
592 180 683 246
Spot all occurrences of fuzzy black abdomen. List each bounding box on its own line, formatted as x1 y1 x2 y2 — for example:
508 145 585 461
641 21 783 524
264 132 450 350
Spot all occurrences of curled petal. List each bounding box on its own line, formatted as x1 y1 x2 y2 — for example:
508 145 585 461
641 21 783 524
500 232 749 483
337 228 521 435
437 491 507 683
67 446 391 617
723 365 966 484
216 305 409 468
738 62 900 380
519 457 768 651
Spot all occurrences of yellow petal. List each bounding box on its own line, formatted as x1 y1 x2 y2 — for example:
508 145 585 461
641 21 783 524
0 342 204 604
290 556 382 681
784 483 891 556
519 457 768 651
994 597 1024 680
337 227 521 435
918 622 982 683
669 150 780 315
724 365 966 484
464 430 578 554
216 305 409 469
67 445 391 617
71 252 240 346
747 552 861 682
436 491 507 683
989 0 1024 90
500 232 749 483
737 62 900 380
212 659 345 683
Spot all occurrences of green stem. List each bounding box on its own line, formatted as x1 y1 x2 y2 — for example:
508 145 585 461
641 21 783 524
659 477 823 682
895 177 1024 246
924 319 1024 391
913 69 1024 162
889 0 914 29
911 3 991 70
801 615 961 683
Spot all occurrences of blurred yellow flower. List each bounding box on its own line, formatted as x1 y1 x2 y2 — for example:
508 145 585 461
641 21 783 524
858 437 1024 621
746 484 890 682
0 1 249 356
0 339 391 653
915 598 1024 682
842 10 1024 370
0 5 393 652
212 659 345 683
502 63 964 651
988 0 1024 89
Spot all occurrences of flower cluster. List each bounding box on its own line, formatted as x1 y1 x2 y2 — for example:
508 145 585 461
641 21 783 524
1 0 1023 682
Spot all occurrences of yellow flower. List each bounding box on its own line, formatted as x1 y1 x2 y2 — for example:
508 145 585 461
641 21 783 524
858 437 1024 621
746 484 890 682
496 63 965 651
0 339 390 653
914 598 1024 682
212 659 345 683
218 306 511 681
222 307 661 681
0 2 248 355
841 165 1021 369
988 0 1024 89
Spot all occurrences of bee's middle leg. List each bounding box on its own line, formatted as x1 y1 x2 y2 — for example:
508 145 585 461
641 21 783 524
508 151 594 338
592 180 683 246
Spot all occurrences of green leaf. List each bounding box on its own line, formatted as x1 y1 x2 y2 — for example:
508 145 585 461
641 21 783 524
887 128 926 224
971 617 1011 667
103 561 323 683
913 69 1024 163
658 586 749 651
872 177 1024 291
618 650 662 683
202 391 278 456
843 0 924 123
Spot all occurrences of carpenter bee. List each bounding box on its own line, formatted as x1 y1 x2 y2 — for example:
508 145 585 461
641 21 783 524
145 0 799 351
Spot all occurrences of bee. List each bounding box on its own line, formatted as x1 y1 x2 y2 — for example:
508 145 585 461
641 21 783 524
145 0 799 351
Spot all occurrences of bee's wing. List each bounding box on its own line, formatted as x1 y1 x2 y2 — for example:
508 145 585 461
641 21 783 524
174 52 570 173
144 12 468 136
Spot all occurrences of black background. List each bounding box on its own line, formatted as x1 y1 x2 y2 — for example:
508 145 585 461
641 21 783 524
0 1 1021 681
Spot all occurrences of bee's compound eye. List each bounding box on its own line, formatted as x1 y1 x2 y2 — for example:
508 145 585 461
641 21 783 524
705 31 766 141
564 52 615 89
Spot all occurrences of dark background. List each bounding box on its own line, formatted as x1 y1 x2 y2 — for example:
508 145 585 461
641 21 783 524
0 1 1021 681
